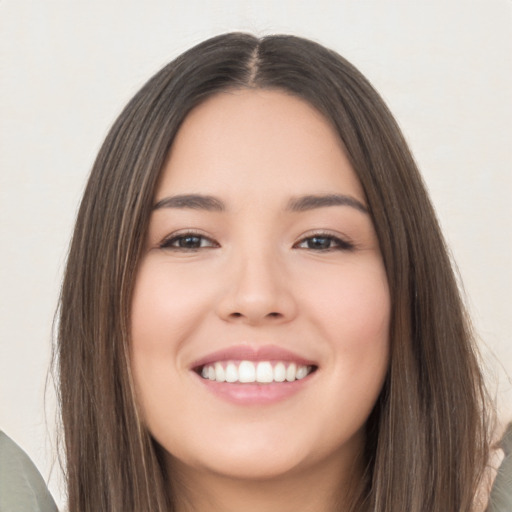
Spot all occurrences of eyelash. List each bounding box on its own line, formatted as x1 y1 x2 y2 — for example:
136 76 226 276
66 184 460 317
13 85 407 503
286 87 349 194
293 232 355 252
158 231 355 252
159 230 219 251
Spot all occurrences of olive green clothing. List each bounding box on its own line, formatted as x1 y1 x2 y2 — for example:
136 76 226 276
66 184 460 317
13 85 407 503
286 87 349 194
488 423 512 512
0 431 57 512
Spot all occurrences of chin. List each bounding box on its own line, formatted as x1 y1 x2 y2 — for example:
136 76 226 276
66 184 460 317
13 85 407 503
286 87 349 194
162 423 365 484
170 448 309 482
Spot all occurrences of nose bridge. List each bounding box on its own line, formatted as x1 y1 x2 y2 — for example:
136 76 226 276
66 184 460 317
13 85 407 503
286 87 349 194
216 237 296 324
237 244 280 297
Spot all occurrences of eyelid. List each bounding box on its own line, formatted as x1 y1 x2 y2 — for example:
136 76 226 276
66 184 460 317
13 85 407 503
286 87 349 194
293 230 356 251
158 229 220 250
156 229 355 252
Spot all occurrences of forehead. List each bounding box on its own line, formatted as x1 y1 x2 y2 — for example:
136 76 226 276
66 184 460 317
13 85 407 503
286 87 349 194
157 88 365 203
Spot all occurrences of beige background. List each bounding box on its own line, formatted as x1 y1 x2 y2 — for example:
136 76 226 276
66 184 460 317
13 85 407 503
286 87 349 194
1 0 511 508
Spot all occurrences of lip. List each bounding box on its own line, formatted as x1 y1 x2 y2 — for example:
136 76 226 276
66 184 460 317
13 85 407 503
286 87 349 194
190 344 318 405
189 344 318 369
194 377 315 405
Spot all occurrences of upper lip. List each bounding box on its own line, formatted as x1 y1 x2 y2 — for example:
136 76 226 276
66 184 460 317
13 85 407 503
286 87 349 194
189 344 318 370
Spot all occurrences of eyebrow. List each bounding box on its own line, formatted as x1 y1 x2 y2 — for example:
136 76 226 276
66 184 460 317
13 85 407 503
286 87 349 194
153 194 225 211
286 194 368 214
152 193 368 214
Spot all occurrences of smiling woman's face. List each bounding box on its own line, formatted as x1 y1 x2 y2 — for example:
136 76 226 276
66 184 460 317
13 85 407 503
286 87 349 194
130 89 390 485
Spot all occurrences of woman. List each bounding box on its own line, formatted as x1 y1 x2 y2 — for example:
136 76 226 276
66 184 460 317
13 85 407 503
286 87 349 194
56 33 495 511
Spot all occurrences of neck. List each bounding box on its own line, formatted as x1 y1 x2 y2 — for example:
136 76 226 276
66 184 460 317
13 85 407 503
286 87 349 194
167 449 365 512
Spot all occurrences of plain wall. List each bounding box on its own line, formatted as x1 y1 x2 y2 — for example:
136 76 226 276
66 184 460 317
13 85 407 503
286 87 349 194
1 0 511 508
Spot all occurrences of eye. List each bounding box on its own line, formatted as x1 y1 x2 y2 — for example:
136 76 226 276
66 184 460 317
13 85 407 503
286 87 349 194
294 233 354 252
159 232 219 251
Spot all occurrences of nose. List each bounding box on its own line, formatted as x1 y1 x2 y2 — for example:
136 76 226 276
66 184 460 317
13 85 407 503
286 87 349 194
215 250 298 326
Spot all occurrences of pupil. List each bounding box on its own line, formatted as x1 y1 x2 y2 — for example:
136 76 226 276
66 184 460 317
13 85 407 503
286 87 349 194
180 236 201 248
309 237 330 249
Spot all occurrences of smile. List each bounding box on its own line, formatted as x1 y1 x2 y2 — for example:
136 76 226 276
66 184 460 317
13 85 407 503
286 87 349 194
190 345 319 404
199 360 316 384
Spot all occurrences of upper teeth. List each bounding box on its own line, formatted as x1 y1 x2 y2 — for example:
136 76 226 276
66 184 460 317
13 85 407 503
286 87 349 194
200 361 312 383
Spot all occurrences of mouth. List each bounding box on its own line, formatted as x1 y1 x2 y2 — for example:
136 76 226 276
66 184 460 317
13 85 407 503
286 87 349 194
189 345 318 405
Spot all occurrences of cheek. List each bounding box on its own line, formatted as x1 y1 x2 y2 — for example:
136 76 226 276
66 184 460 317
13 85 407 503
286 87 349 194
300 258 390 396
302 258 390 346
129 260 212 425
130 259 212 355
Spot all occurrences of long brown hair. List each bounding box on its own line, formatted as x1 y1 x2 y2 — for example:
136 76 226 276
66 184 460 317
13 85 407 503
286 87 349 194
56 33 492 511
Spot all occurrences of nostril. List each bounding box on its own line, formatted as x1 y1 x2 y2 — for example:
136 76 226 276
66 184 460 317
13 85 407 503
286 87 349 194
228 311 281 320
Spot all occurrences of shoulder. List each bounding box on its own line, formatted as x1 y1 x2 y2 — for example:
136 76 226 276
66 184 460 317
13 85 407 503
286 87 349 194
0 431 58 512
487 423 512 512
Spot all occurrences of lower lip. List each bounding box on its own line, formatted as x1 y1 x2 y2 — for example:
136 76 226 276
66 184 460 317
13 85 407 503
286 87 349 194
193 373 314 405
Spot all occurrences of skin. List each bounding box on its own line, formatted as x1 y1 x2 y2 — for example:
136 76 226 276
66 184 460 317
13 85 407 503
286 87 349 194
131 89 390 512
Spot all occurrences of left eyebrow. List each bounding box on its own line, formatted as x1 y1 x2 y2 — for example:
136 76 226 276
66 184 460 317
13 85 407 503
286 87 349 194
153 194 225 211
286 194 368 214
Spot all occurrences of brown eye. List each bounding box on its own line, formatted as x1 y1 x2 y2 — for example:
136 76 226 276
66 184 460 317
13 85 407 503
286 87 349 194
295 234 354 251
304 236 333 250
160 233 218 251
176 235 204 249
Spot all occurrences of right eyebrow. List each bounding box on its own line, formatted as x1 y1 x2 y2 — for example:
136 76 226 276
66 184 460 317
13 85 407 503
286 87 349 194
153 194 225 212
